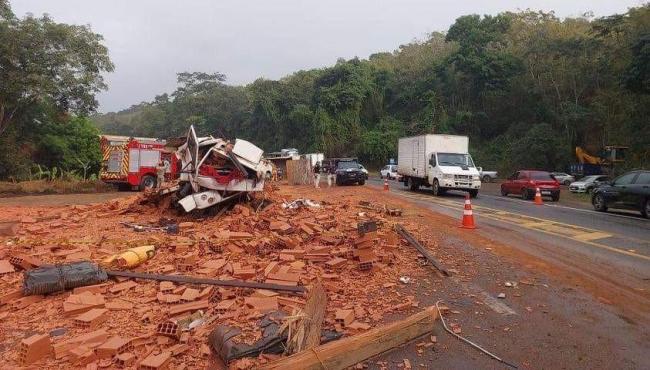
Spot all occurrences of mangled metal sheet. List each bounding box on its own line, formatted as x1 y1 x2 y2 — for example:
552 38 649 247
173 125 272 212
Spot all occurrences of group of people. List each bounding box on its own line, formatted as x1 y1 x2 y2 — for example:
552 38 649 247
312 161 335 188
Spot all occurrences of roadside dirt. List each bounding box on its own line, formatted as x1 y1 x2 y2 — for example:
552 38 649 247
0 192 132 206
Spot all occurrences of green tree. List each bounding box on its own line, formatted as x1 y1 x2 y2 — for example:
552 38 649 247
0 0 113 135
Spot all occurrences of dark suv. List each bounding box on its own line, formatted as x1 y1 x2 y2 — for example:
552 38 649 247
334 159 368 186
592 170 650 218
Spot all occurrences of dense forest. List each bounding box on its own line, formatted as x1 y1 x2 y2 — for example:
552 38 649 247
2 0 648 180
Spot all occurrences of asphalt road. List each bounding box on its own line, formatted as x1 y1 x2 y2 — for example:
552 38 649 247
368 178 650 287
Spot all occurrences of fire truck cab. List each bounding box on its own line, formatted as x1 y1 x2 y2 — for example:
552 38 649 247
99 135 178 190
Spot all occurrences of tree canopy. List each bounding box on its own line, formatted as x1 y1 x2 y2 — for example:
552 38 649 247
94 5 649 174
0 0 113 179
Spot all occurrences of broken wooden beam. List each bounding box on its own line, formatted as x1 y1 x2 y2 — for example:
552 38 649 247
259 305 439 370
394 224 450 276
106 270 305 293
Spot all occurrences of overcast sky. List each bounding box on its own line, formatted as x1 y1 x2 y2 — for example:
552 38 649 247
12 0 645 113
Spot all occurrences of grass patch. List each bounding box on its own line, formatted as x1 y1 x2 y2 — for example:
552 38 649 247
0 179 115 197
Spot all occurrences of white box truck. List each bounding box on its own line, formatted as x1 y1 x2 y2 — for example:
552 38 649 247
397 134 481 197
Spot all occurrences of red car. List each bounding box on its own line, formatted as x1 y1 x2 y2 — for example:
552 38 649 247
501 170 561 201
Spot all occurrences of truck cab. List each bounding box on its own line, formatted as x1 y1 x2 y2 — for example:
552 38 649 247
427 152 481 197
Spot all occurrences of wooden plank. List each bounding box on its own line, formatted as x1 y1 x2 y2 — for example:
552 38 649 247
259 306 438 370
395 224 450 276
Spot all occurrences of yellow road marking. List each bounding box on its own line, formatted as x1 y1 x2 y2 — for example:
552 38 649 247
393 190 650 262
573 231 613 241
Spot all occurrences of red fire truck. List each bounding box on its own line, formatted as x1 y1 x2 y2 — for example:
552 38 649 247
99 135 179 190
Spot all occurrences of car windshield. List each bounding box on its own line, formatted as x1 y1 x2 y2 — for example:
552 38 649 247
437 153 474 167
338 161 359 170
530 172 554 180
581 176 600 183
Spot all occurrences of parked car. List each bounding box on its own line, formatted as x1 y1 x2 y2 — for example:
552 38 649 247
380 165 400 179
335 159 368 186
591 170 650 218
569 175 610 193
477 167 498 182
550 172 575 185
501 170 561 201
359 164 369 176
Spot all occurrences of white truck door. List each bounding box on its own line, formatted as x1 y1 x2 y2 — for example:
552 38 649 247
427 153 438 185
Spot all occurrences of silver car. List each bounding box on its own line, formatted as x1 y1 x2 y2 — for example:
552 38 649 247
551 172 576 185
569 175 610 193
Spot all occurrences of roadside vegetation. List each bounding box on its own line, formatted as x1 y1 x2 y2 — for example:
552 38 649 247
94 6 649 174
0 0 113 181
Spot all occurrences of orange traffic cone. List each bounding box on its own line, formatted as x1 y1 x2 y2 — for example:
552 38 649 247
460 194 476 229
534 187 543 205
383 178 389 191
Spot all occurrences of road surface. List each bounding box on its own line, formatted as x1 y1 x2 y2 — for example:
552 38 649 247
369 178 650 317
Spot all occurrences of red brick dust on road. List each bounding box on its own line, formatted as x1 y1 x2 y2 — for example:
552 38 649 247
0 183 647 370
279 184 650 370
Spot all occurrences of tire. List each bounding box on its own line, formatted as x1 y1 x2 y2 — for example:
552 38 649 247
432 179 441 196
409 178 419 191
592 194 607 212
469 189 479 198
482 175 491 183
642 199 649 218
564 180 571 186
551 193 560 202
500 186 508 196
521 188 529 200
140 175 156 191
358 180 365 186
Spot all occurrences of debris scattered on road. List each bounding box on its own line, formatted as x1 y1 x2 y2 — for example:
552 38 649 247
498 293 506 299
399 276 412 284
281 198 321 209
436 301 518 369
395 224 450 276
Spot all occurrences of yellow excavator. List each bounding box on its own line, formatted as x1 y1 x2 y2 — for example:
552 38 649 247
573 146 628 176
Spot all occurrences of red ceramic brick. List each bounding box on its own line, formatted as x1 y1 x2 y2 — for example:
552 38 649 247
73 308 108 329
18 333 51 365
96 336 133 358
139 351 172 370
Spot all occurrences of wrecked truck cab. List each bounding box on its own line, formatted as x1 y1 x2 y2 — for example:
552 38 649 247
174 125 271 212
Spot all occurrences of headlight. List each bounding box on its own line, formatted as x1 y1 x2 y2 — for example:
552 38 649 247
443 174 454 179
472 175 480 180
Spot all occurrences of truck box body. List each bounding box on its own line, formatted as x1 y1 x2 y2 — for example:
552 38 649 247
398 135 469 179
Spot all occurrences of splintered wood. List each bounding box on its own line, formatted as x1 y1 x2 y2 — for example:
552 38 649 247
0 184 441 369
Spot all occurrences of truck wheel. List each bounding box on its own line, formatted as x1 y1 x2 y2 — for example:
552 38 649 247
482 175 491 183
551 193 560 202
409 178 419 191
358 180 365 186
469 189 478 198
432 179 440 196
641 199 649 218
500 186 508 196
140 175 156 191
521 188 530 200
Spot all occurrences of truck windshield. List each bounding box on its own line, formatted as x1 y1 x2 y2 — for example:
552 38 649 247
437 153 474 167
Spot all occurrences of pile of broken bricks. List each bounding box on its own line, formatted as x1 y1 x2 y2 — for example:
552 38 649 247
0 189 441 369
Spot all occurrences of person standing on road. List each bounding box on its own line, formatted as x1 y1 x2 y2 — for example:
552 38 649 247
326 163 335 187
156 160 167 189
313 161 321 188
